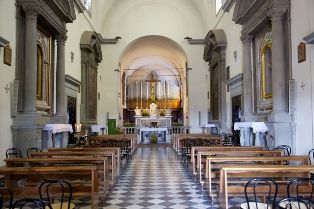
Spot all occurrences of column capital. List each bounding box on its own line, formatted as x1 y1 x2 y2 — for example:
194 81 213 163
240 34 253 43
23 5 40 19
56 33 68 46
267 8 287 22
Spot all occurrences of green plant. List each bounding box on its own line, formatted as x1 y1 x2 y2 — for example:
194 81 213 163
110 127 123 135
141 109 150 117
123 122 134 127
173 122 184 126
159 109 165 116
150 132 158 144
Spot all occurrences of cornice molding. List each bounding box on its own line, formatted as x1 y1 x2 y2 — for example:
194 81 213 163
226 73 243 85
222 0 235 12
73 0 85 13
0 36 10 47
304 32 314 44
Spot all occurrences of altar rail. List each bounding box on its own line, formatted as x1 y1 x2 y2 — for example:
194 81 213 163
120 126 190 135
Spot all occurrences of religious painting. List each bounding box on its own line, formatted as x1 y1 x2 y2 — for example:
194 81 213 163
259 32 272 99
36 29 52 112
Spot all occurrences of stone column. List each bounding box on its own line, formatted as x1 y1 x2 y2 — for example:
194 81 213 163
23 8 38 113
240 34 253 121
268 8 287 116
55 34 67 116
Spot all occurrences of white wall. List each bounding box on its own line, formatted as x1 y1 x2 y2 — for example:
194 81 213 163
65 8 99 125
291 0 314 154
97 0 209 131
0 0 16 165
204 3 243 132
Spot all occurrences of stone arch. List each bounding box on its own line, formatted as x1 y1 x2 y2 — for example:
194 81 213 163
80 31 103 128
203 29 227 132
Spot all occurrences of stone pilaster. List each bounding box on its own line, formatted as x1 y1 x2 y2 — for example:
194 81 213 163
55 34 67 119
23 7 38 113
240 34 254 121
268 8 289 122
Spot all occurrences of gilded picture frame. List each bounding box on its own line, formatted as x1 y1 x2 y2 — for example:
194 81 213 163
261 42 272 98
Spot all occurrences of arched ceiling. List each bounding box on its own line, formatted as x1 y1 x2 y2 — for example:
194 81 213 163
94 0 212 32
120 35 187 86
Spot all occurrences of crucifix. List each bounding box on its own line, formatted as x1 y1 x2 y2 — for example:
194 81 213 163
145 78 161 104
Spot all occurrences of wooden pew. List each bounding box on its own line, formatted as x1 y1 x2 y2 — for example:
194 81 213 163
31 150 119 184
48 147 120 174
220 165 314 208
206 155 309 196
172 134 217 152
0 166 99 207
190 146 264 174
197 149 283 183
4 157 110 194
88 134 137 153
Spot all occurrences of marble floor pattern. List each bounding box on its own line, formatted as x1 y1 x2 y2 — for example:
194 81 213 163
74 145 245 209
102 145 213 209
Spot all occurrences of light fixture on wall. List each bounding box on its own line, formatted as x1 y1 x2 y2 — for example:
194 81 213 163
184 36 205 45
97 33 122 44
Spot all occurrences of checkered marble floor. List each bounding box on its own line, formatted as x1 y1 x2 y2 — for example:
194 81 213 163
101 145 213 209
98 146 242 209
72 145 246 208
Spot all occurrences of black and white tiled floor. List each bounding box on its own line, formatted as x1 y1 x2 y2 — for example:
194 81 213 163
102 145 213 209
72 145 245 208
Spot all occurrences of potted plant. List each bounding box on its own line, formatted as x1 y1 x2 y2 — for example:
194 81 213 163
150 132 158 144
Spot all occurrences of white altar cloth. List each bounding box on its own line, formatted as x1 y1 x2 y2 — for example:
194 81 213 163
43 124 73 134
91 125 106 133
234 122 268 133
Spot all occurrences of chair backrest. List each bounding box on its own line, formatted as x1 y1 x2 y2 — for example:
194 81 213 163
27 147 41 158
244 178 278 209
39 179 73 209
287 178 314 205
274 145 292 156
0 186 13 209
276 197 311 209
5 148 22 158
308 149 314 165
12 198 52 209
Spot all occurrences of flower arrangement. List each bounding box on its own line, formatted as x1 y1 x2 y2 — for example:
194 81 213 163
149 95 157 103
159 109 165 116
141 108 150 117
150 132 158 144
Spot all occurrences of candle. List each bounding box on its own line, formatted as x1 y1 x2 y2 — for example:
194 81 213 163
146 82 148 99
158 82 160 98
140 81 143 108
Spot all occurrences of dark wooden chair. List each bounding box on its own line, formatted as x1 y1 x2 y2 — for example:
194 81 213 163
12 198 52 209
39 179 75 209
240 178 278 209
5 148 22 158
0 186 13 209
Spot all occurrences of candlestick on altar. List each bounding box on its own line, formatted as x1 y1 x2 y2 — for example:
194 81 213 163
140 82 143 108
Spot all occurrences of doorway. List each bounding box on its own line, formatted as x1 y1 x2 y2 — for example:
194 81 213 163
231 95 241 145
67 96 77 144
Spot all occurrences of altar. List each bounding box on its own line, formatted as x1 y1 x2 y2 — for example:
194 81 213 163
135 116 171 144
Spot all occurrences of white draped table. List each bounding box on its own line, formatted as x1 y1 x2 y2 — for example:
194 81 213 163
90 125 107 135
234 122 268 146
42 124 73 149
